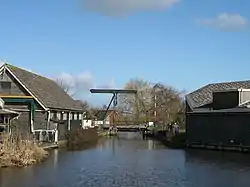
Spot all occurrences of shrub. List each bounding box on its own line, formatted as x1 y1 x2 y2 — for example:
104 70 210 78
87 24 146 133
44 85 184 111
66 128 99 150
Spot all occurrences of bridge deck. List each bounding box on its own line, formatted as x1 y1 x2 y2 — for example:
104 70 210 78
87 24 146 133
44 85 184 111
103 125 146 129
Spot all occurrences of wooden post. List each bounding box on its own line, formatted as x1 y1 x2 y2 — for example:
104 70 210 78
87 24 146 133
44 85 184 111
54 127 58 144
68 112 71 131
47 110 51 129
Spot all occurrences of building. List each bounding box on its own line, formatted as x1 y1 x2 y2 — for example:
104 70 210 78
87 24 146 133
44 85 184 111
186 80 250 148
0 63 84 142
0 97 20 133
81 111 95 129
94 110 117 127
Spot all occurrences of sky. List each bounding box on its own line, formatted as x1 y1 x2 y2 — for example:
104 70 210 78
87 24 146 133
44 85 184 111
0 0 249 105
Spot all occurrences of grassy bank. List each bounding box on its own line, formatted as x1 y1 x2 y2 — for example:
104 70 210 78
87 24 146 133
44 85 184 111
0 134 48 168
66 128 99 150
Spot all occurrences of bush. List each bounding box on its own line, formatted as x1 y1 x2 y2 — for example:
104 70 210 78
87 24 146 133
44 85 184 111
168 132 186 148
66 128 99 150
0 133 48 168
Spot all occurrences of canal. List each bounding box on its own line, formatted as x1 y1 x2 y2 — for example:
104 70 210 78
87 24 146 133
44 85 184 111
1 132 250 187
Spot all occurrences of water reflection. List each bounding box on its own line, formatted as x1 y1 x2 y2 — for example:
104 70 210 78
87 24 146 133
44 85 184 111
53 149 58 169
0 132 250 187
148 139 154 150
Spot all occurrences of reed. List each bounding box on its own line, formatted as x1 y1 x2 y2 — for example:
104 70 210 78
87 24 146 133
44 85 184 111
0 132 48 168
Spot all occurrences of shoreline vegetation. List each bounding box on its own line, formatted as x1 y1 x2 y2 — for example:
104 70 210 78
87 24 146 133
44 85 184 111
0 128 107 168
66 128 99 150
0 133 48 168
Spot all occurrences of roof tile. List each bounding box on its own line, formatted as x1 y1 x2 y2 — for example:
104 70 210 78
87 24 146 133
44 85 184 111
187 80 250 108
6 64 83 111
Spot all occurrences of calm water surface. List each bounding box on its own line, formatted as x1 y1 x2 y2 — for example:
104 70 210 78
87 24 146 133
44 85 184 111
1 132 250 187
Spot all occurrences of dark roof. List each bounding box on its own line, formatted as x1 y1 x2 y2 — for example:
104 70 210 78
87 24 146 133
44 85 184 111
95 110 114 120
5 64 82 111
186 80 250 109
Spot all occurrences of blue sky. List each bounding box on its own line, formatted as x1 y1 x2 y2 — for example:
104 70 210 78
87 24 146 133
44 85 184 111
0 0 249 105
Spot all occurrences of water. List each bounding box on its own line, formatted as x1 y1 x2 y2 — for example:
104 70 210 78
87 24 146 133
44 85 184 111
1 132 250 187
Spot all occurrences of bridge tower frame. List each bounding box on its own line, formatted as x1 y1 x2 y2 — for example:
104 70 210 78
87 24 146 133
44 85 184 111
90 89 137 129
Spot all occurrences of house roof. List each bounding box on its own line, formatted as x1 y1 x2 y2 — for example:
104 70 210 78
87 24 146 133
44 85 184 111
95 110 114 120
186 80 250 109
4 64 83 111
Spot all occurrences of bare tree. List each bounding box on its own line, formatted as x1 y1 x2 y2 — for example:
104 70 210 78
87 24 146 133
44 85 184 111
56 78 74 97
118 78 152 123
102 104 108 109
152 83 183 124
76 100 90 110
118 78 185 125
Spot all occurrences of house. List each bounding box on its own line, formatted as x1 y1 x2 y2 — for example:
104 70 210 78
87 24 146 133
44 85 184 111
0 63 84 142
185 80 250 148
81 111 95 129
94 110 117 127
0 97 20 133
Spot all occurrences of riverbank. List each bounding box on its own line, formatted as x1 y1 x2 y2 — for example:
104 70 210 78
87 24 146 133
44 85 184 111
0 134 48 168
146 128 186 149
0 128 103 168
66 128 99 150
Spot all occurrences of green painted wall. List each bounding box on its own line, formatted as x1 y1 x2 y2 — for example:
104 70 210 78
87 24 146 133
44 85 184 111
2 98 39 120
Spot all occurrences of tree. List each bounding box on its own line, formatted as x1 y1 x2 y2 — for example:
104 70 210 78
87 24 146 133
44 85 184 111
102 104 108 109
118 78 185 125
152 83 184 124
56 78 74 97
118 78 152 123
76 100 90 111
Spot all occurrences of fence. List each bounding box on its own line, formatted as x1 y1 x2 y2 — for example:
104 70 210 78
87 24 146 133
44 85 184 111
33 129 56 143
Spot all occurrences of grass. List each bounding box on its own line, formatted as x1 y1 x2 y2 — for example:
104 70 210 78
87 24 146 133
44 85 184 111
0 133 48 168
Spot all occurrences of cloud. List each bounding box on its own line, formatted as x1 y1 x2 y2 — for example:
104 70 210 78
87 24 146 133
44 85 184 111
96 79 116 89
82 0 180 17
56 71 94 95
197 13 248 31
56 71 115 99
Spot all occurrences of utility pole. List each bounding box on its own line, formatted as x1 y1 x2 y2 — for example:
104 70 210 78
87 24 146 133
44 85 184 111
154 93 157 121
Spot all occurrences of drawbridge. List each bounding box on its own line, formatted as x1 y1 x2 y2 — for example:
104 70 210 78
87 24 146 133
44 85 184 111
90 89 137 129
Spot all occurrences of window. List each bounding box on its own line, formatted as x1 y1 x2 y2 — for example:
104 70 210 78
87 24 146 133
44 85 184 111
74 113 78 120
56 112 61 120
50 112 56 119
79 113 82 120
0 81 11 90
63 113 67 120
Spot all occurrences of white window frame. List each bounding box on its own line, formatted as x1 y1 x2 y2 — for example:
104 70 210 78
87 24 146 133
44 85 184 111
79 113 82 120
56 112 61 120
63 113 67 120
74 113 78 120
50 112 56 119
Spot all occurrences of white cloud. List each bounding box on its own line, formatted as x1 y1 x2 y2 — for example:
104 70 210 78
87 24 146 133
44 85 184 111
56 71 116 99
198 13 248 31
96 79 116 89
82 0 180 17
56 71 94 95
